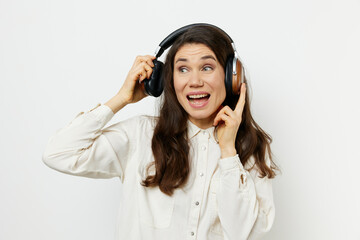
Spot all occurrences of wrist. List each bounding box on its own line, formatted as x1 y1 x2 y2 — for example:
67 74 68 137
104 94 128 114
220 147 237 158
117 91 131 104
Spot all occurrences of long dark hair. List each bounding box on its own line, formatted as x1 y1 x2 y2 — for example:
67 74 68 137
141 25 280 196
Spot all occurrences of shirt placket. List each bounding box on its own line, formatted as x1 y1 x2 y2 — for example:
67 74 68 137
187 130 210 239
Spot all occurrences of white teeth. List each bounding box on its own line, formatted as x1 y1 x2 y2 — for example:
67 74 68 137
188 94 209 99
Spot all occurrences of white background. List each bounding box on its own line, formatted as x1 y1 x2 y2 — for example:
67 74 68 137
1 0 359 239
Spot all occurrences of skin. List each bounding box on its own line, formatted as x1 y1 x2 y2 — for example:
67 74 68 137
174 43 247 158
104 55 155 113
105 44 247 158
173 43 226 130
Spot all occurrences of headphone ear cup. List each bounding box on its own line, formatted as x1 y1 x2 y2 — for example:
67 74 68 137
144 59 164 97
225 55 243 98
225 55 234 97
233 57 242 94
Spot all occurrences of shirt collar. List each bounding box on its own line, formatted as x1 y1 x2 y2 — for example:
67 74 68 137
187 120 218 143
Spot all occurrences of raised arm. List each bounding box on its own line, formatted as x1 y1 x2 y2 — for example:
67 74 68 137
42 55 156 181
105 55 156 114
213 83 275 239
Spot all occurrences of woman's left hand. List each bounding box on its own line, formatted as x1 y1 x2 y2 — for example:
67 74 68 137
213 83 247 158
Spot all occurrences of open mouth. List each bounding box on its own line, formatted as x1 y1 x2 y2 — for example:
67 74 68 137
186 93 210 106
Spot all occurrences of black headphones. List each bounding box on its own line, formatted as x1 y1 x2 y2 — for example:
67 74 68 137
143 23 245 98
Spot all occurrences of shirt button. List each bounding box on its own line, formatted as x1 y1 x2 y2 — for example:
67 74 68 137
199 172 204 177
191 232 194 236
195 201 199 206
201 145 206 151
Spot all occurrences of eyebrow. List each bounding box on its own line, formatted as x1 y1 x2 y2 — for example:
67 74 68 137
175 55 217 64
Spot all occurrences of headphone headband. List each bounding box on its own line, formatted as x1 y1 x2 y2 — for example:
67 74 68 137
155 23 234 58
144 23 245 98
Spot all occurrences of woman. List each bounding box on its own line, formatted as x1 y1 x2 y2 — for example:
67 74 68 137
43 24 279 240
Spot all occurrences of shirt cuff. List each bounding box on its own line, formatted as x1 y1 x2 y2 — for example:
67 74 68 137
86 103 115 124
218 154 245 172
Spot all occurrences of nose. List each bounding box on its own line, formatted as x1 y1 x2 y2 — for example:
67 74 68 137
188 72 204 87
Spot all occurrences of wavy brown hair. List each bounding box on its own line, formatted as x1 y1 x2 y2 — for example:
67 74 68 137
141 25 280 196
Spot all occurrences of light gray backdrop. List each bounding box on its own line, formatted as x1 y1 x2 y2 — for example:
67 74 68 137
1 0 359 239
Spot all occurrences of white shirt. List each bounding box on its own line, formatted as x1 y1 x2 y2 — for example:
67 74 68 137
42 103 275 240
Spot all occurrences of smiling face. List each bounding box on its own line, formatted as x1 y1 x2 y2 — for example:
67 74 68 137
173 43 226 129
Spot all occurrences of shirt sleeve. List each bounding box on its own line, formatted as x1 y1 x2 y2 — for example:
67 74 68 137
217 154 275 240
42 103 137 182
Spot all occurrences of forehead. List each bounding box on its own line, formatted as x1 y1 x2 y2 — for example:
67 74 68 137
174 43 216 61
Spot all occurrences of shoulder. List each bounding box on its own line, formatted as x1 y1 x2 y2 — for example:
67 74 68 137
104 115 158 138
137 115 159 129
129 115 158 134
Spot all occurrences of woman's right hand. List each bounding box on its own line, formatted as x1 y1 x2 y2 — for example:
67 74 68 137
118 55 156 104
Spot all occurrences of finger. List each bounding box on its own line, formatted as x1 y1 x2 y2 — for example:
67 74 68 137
213 107 232 126
214 106 235 124
138 62 153 79
141 55 155 68
137 55 155 67
137 68 147 82
214 113 233 127
221 106 237 119
213 109 222 126
234 83 247 114
147 59 155 68
144 55 156 60
143 64 153 79
212 105 223 126
140 70 147 81
213 107 226 126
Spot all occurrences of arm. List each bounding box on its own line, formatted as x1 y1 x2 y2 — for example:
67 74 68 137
42 55 156 181
42 103 134 181
217 155 275 240
213 83 275 239
247 159 275 239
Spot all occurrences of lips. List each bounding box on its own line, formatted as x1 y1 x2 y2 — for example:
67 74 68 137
186 92 210 108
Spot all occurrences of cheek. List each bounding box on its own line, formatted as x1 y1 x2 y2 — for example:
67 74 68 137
173 77 185 100
212 77 226 101
217 88 226 106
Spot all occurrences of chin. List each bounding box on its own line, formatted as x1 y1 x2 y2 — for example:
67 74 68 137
179 97 222 124
187 109 216 122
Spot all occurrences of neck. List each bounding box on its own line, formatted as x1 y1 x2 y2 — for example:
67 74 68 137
188 115 216 129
